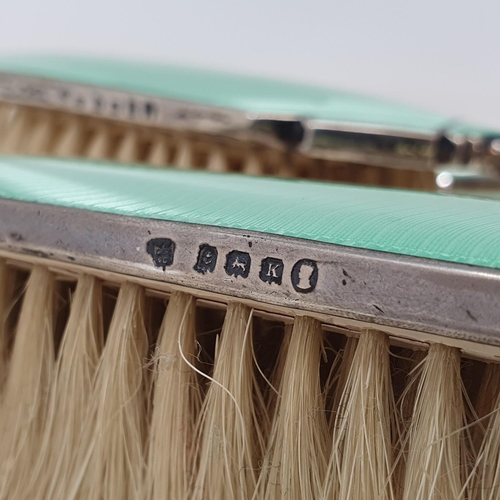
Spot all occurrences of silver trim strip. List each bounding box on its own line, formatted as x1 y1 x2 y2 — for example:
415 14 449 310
300 120 437 171
0 72 277 145
1 199 500 346
4 72 500 175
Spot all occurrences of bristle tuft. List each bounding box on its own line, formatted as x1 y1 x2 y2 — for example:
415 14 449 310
257 315 329 499
54 119 83 157
0 266 56 498
145 291 200 499
469 386 500 500
402 343 465 500
73 282 148 500
175 139 194 169
192 302 265 500
32 275 104 500
116 129 139 163
0 260 8 390
86 126 110 159
324 330 395 500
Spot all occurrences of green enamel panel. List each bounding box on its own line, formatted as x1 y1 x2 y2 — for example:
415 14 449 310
1 156 500 270
0 55 455 134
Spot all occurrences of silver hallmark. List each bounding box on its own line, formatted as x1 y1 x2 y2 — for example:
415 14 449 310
146 239 316 292
1 199 500 347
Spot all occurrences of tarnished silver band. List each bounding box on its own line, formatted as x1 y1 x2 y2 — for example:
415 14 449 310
1 198 499 347
299 120 437 171
2 72 499 175
0 72 264 142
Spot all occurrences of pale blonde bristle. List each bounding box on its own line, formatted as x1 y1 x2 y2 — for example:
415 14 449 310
145 291 201 500
29 275 104 500
468 387 500 500
26 112 55 155
393 348 427 498
257 315 329 499
1 106 28 154
54 118 83 157
175 138 194 169
0 259 9 388
324 330 395 500
329 335 358 429
0 266 56 498
473 363 500 450
73 282 148 500
147 135 170 166
192 302 266 500
242 152 262 175
264 323 292 417
0 105 13 148
86 126 110 159
0 260 9 390
116 129 139 163
402 343 466 500
206 146 228 172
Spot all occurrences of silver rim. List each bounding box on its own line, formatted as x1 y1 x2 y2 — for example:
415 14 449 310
1 198 500 346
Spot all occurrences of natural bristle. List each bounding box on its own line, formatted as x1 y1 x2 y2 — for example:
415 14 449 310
402 343 466 499
325 330 395 500
31 274 104 499
81 282 148 500
0 266 56 498
192 302 266 500
146 291 200 500
0 262 499 498
0 259 9 390
258 315 329 499
471 387 500 500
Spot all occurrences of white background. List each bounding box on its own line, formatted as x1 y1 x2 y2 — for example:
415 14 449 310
1 0 498 128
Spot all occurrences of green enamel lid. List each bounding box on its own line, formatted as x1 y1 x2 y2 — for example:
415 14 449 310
0 55 456 135
1 156 499 270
